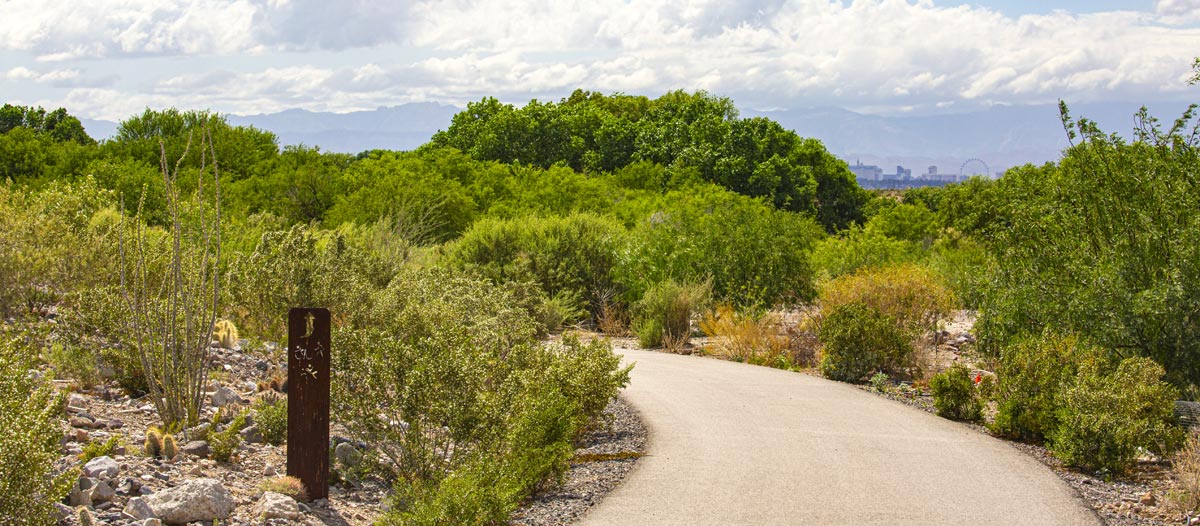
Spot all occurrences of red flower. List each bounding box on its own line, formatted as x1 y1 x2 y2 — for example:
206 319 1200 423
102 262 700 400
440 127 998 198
973 373 982 385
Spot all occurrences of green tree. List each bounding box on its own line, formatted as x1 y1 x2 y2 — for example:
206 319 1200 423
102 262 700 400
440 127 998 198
979 104 1200 387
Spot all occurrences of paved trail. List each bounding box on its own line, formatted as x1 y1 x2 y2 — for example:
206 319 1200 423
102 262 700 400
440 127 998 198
577 347 1101 526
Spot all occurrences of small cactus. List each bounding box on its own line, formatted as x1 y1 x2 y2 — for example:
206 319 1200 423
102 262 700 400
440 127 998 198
145 427 163 458
213 319 240 349
162 433 179 460
76 506 95 526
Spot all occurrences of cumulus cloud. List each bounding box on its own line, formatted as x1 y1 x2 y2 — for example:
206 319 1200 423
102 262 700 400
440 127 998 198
3 66 104 87
3 0 1198 116
1156 0 1200 17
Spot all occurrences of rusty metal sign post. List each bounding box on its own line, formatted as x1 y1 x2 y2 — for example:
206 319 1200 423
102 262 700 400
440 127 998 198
287 308 330 500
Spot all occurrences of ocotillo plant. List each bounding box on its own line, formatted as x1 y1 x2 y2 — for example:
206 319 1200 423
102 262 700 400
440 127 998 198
120 123 222 428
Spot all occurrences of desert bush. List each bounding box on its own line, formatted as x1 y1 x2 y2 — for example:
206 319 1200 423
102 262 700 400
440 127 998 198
80 436 120 463
632 279 711 350
0 333 75 526
865 201 938 244
253 394 287 446
990 331 1097 441
210 413 246 463
616 186 822 308
0 178 119 316
930 364 983 422
225 224 387 339
818 263 956 342
443 212 625 318
810 225 920 281
699 304 792 367
46 341 100 389
63 285 147 396
977 106 1200 387
926 231 993 310
334 269 629 521
1168 431 1200 513
818 302 911 383
1050 357 1183 474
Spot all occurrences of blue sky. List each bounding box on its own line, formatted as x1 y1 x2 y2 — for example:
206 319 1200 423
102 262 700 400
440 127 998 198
1 1 1196 120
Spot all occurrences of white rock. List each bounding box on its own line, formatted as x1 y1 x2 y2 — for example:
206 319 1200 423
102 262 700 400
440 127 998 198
83 456 119 479
141 519 163 526
68 478 96 506
254 491 301 521
143 478 234 525
92 479 116 502
240 424 263 444
210 386 243 407
123 496 155 520
335 442 362 467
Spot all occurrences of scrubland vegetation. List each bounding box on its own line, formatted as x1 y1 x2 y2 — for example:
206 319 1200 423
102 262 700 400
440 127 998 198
2 90 1199 523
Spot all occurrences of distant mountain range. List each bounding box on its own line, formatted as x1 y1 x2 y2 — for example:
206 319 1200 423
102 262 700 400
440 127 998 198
82 100 1194 177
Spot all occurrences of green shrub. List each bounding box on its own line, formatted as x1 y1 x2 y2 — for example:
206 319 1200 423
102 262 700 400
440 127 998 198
0 333 75 525
224 224 380 338
617 186 822 308
210 414 246 463
80 436 120 463
930 365 983 422
1050 357 1183 474
632 279 711 350
253 395 287 446
443 212 625 318
46 341 99 389
818 263 956 342
810 225 919 281
990 331 1094 441
818 303 911 383
870 372 890 392
977 108 1200 387
333 269 629 522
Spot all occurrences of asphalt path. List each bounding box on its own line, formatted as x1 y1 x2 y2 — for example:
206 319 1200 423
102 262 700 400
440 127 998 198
576 347 1102 526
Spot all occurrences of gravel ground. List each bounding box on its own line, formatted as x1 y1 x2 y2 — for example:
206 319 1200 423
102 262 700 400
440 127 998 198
510 396 648 526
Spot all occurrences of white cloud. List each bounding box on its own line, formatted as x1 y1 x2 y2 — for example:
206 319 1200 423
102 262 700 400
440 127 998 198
3 0 1198 117
4 66 93 87
1156 0 1200 17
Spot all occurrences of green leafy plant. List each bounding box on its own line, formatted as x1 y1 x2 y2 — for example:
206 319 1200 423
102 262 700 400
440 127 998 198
80 436 120 463
818 302 911 383
210 413 246 463
989 331 1093 442
1050 357 1183 474
253 394 287 446
930 365 983 422
0 332 76 526
870 372 890 392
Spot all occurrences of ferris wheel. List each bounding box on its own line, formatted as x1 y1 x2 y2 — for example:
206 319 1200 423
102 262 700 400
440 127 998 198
959 158 990 178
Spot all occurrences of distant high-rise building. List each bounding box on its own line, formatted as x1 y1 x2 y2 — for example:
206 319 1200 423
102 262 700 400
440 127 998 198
848 160 883 182
895 165 911 179
927 165 938 176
